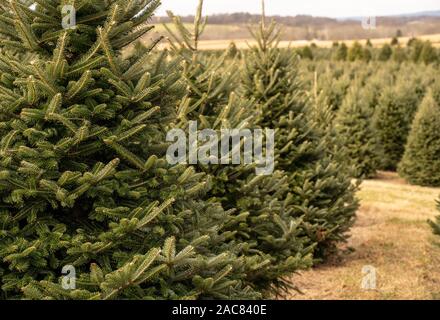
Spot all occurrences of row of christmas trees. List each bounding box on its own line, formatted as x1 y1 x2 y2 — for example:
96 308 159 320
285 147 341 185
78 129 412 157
1 0 439 300
320 61 440 186
297 57 440 245
0 0 360 299
296 38 439 65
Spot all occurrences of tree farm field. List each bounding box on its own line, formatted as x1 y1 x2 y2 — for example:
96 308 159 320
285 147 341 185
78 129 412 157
2 0 440 302
286 172 440 300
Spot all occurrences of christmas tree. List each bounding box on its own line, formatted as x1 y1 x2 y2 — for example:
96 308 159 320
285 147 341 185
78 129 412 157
391 37 399 46
240 7 358 260
347 42 364 61
373 79 423 171
378 44 392 61
309 74 360 257
335 84 383 178
0 0 259 300
315 62 351 111
392 46 407 63
334 43 348 61
162 0 314 295
398 91 440 186
419 41 438 65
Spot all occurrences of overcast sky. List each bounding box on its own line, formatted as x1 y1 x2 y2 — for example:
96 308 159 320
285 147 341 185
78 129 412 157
156 0 440 18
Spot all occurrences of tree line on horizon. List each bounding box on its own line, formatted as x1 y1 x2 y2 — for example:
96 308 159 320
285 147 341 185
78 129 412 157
152 11 440 41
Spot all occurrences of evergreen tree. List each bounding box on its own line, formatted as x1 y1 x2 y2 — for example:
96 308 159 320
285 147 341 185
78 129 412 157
363 62 397 111
348 42 364 61
316 63 351 111
419 41 437 65
427 86 440 239
378 44 392 61
398 92 440 186
299 46 314 60
163 1 313 295
392 46 407 63
362 47 372 62
0 0 259 300
409 39 424 62
335 85 383 178
373 80 423 171
227 41 240 59
334 43 348 61
241 11 358 260
309 75 359 257
407 37 418 47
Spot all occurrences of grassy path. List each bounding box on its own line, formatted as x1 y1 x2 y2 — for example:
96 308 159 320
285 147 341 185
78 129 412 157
285 172 440 300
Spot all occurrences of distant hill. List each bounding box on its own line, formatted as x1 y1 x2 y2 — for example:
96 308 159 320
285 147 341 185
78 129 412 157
344 10 440 21
154 10 440 24
393 10 440 18
154 13 340 26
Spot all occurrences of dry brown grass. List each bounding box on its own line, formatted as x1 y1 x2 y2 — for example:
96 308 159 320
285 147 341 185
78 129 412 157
283 171 440 300
190 33 440 50
126 32 440 56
